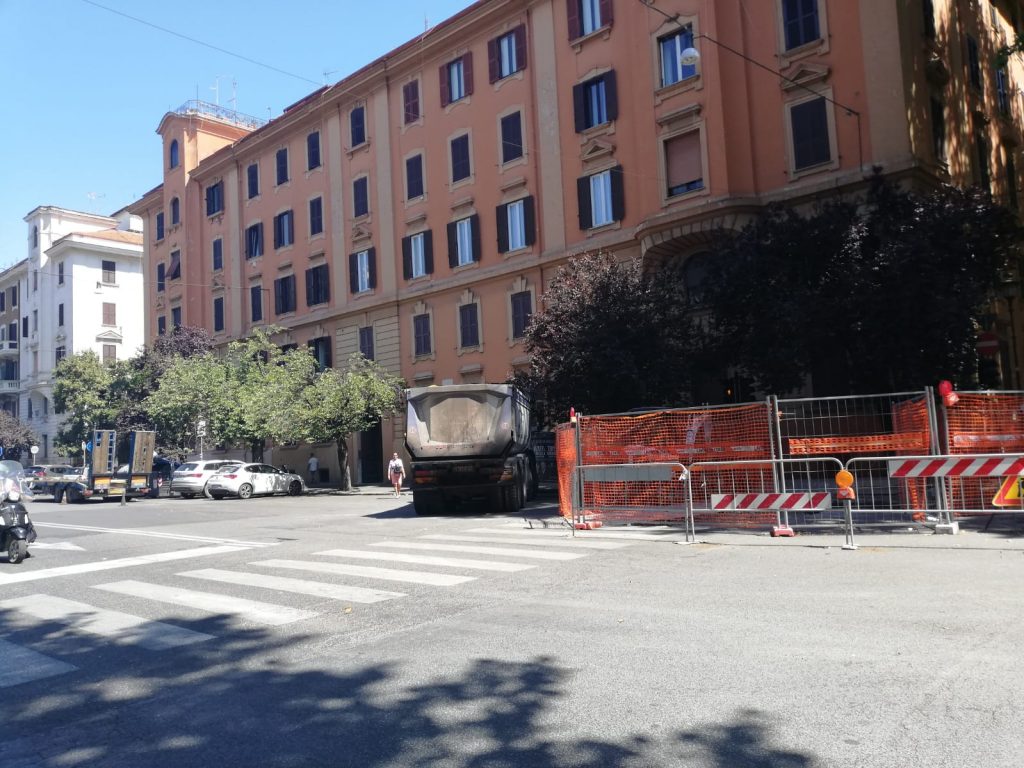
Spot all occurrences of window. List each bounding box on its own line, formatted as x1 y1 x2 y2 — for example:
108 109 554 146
353 177 369 217
276 147 289 185
659 26 696 87
32 271 37 292
9 286 16 308
170 197 180 225
407 154 424 199
103 344 116 364
448 215 480 267
0 291 4 312
459 303 480 348
1008 151 1019 210
307 130 321 170
102 260 116 284
501 112 523 164
790 97 831 170
350 107 366 147
205 181 224 215
213 296 224 332
32 225 38 249
996 66 1011 115
155 212 165 241
930 97 946 163
274 274 297 315
568 0 612 39
441 53 473 106
967 35 982 90
274 210 295 249
976 129 991 190
359 326 375 360
511 290 533 339
247 163 260 198
32 309 37 332
308 336 332 371
403 80 421 124
923 0 935 40
782 0 820 50
168 250 182 281
497 197 536 253
413 313 432 356
577 166 624 229
250 285 263 322
212 238 223 271
157 263 166 292
157 316 166 336
349 248 376 294
309 197 324 237
245 222 264 259
451 134 471 182
20 316 27 339
58 303 64 327
102 302 116 326
169 139 179 169
58 262 64 285
305 263 330 306
402 231 433 279
665 132 704 196
171 306 181 328
573 71 618 131
489 26 526 82
55 346 66 365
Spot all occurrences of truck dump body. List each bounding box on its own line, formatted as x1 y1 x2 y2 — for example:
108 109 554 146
405 384 529 461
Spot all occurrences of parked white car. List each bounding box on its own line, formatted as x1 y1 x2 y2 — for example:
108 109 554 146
170 460 243 499
206 463 306 500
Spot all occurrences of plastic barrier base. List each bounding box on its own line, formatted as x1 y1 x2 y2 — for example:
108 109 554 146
770 525 795 537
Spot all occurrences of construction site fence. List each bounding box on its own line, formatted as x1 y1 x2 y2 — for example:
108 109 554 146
556 389 1024 533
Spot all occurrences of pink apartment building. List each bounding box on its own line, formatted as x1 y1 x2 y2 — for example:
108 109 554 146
129 0 1024 484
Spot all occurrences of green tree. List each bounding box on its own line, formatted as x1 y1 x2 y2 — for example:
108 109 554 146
144 352 231 456
0 412 38 463
52 351 115 458
297 353 404 490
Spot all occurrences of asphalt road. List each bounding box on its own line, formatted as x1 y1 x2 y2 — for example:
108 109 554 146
1 489 1022 767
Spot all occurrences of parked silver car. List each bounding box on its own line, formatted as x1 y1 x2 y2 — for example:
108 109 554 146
206 463 305 500
170 460 243 498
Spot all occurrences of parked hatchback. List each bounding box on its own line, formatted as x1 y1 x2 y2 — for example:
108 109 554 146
170 460 242 498
206 463 305 500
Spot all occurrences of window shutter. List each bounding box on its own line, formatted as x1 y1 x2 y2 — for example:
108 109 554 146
367 248 377 289
471 214 481 262
305 269 314 307
488 37 500 83
404 81 419 123
605 70 618 122
573 83 586 132
523 196 536 246
515 25 527 70
577 176 593 230
463 51 474 96
320 266 330 304
274 280 283 315
666 132 703 192
447 221 459 268
439 64 450 106
610 165 625 222
323 341 332 369
496 203 510 253
599 0 613 26
567 0 581 39
402 236 412 280
349 253 358 293
424 229 434 274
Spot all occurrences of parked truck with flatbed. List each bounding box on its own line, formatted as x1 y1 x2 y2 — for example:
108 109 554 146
31 430 156 503
405 383 537 515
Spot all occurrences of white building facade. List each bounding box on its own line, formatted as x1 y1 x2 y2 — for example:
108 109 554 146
0 260 27 418
16 206 145 461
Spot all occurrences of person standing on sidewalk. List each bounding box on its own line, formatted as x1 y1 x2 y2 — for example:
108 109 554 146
387 452 405 497
307 453 319 485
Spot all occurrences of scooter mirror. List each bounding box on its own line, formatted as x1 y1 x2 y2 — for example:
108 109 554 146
7 490 20 503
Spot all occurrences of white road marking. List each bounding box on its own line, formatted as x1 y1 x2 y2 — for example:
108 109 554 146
30 542 86 551
0 638 77 688
0 595 212 650
33 522 275 548
372 541 585 561
421 533 630 550
473 526 679 541
316 549 536 573
94 580 316 626
0 546 247 585
179 568 405 603
254 559 476 586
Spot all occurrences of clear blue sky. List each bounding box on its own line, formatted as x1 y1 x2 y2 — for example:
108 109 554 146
0 0 476 269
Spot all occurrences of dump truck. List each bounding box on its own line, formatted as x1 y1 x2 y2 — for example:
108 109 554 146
404 383 537 515
33 430 156 503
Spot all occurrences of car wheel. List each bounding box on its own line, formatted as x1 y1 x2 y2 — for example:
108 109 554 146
7 539 27 564
237 483 254 500
181 492 195 500
288 480 303 496
211 493 225 500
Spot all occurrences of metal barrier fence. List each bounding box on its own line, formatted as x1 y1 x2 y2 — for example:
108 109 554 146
570 462 693 540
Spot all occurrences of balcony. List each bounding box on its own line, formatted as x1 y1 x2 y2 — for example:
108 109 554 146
0 379 18 393
0 340 17 358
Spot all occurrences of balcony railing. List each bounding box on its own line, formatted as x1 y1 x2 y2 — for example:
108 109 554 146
173 100 267 131
0 340 17 355
0 380 18 392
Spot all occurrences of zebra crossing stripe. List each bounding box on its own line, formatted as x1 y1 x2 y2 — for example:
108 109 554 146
421 533 630 550
253 559 476 586
316 549 536 572
471 527 678 541
0 595 213 650
93 580 317 626
179 569 405 603
372 541 585 561
0 638 77 688
0 546 247 585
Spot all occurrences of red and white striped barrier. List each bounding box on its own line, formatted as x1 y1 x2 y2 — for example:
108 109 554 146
712 492 831 511
887 456 1024 478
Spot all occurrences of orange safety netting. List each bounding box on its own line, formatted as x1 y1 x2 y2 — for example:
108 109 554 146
945 392 1024 514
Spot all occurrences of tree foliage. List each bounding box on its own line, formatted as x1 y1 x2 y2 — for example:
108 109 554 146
52 351 115 457
0 412 38 463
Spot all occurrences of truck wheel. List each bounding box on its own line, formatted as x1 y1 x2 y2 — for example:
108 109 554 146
53 488 64 504
413 492 439 516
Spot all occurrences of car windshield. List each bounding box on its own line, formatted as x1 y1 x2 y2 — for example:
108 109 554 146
177 463 199 472
214 464 242 474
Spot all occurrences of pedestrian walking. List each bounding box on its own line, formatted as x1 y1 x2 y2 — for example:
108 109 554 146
307 453 319 485
387 452 405 497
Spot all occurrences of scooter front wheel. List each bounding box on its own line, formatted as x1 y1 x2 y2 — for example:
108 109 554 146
7 539 27 564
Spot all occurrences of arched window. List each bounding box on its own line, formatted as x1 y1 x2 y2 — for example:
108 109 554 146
169 139 180 169
683 252 712 306
170 197 180 225
32 225 38 248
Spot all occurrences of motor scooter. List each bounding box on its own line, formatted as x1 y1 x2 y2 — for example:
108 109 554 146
0 460 37 564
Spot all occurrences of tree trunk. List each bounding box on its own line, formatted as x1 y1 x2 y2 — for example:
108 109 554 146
335 439 352 491
251 439 265 463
